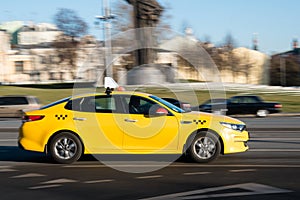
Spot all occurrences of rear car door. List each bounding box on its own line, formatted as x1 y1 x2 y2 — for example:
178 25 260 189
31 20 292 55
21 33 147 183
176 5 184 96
67 95 124 152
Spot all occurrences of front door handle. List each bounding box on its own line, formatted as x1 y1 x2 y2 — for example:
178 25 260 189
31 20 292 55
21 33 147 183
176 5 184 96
73 117 86 121
124 118 138 123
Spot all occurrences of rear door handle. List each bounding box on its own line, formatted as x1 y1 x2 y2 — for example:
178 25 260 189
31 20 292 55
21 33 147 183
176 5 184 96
124 118 138 123
73 117 86 121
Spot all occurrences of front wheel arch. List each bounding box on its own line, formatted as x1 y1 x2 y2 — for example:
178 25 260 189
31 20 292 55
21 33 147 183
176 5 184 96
183 128 224 155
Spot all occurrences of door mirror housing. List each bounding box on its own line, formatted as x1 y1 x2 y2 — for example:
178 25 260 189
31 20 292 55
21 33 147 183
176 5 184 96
146 105 169 117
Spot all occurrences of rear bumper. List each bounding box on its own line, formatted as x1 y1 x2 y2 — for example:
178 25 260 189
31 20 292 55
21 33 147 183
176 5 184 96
18 126 46 153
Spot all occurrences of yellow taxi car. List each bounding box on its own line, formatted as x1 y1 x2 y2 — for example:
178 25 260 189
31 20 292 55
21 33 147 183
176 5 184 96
19 78 249 164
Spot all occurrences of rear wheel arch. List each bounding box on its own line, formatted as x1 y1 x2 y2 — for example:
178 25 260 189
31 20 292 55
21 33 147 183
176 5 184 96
46 130 84 155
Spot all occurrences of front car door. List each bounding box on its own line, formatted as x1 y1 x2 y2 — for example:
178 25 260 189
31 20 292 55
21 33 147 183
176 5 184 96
119 95 179 152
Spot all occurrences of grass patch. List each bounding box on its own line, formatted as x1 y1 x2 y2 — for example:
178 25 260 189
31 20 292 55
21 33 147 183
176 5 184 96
0 85 299 113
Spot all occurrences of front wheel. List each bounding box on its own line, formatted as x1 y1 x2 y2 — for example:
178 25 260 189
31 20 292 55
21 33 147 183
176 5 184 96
187 131 221 163
49 132 83 164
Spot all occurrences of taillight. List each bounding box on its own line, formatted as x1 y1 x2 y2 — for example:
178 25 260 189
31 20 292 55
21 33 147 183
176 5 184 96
22 115 45 122
275 104 282 108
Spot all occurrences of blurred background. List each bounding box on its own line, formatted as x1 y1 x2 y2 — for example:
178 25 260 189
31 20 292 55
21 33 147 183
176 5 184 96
0 0 299 112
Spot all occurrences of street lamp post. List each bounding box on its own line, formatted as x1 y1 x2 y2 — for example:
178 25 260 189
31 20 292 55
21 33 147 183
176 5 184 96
95 0 115 78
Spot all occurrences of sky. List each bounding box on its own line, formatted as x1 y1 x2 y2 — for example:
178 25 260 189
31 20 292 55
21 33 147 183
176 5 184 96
1 0 300 55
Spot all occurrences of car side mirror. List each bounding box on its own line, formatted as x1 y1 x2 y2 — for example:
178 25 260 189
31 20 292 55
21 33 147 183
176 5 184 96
146 106 168 117
154 107 168 116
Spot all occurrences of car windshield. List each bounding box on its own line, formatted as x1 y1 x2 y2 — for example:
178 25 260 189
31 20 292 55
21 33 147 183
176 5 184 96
204 99 227 104
150 95 186 113
41 97 70 109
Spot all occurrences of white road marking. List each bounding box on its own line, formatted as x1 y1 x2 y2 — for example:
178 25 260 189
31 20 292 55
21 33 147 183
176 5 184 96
11 173 46 178
183 172 211 176
251 138 300 141
0 166 12 169
252 131 300 133
250 149 300 152
0 169 17 172
84 179 114 184
40 178 78 184
229 169 257 173
136 175 163 179
64 164 300 168
139 183 292 200
0 139 17 142
29 184 62 190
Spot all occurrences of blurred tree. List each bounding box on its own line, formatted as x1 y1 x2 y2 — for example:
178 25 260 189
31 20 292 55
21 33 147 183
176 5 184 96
53 8 88 40
220 33 242 82
52 8 89 81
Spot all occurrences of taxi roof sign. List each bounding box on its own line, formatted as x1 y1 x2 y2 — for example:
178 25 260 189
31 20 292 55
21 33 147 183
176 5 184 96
104 77 119 89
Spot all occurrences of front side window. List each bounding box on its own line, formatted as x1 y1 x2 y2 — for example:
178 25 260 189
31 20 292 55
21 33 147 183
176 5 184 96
121 95 171 115
150 95 185 113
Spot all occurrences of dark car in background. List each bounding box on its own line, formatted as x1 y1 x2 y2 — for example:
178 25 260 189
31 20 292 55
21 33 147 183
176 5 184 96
162 98 191 112
0 96 41 117
193 98 228 115
194 95 282 117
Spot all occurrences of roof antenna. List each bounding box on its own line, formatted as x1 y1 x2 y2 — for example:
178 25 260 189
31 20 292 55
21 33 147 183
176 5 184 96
105 87 114 95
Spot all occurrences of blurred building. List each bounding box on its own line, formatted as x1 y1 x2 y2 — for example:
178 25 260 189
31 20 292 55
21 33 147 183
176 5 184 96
158 29 270 85
0 21 270 85
270 39 300 86
0 21 106 84
222 47 270 85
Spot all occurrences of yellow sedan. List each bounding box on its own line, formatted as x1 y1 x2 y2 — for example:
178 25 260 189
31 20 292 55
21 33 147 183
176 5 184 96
19 91 249 164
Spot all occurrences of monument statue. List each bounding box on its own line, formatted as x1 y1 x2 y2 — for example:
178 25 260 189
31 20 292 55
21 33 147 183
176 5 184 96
125 0 163 65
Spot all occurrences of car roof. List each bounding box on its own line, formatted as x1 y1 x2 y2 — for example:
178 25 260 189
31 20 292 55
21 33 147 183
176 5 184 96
70 91 151 100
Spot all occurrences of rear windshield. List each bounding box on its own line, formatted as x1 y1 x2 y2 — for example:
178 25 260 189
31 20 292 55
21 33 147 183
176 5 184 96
40 97 70 109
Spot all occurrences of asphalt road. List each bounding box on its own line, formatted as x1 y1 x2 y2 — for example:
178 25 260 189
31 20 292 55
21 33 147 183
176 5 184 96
0 116 299 200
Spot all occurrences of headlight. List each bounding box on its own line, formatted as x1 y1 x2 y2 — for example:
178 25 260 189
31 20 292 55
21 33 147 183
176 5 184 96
220 122 246 132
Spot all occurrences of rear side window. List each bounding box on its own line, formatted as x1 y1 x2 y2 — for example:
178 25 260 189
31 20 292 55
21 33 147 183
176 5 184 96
0 97 28 106
65 96 118 113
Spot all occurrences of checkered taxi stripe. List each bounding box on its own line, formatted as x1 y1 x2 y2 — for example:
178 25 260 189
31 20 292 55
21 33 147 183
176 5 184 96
55 114 68 120
193 119 207 125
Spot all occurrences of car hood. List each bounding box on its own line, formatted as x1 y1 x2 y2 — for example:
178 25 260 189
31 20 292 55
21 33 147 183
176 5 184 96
181 111 246 125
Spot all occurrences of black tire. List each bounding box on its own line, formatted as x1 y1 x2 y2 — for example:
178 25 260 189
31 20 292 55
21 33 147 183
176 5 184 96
187 131 221 163
49 132 83 164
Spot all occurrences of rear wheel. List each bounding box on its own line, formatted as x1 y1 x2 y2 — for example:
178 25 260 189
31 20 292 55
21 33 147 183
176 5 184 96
188 131 221 163
49 132 83 164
